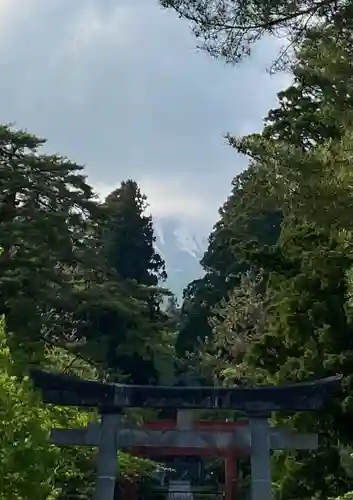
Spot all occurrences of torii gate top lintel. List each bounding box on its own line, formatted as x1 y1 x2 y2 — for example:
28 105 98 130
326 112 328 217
31 369 342 413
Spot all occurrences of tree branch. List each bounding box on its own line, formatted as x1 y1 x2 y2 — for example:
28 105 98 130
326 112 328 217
166 0 334 32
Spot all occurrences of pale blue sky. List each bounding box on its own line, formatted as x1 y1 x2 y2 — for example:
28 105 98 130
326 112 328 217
0 0 290 235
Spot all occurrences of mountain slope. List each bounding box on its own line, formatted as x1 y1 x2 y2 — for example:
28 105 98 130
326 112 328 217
154 217 206 299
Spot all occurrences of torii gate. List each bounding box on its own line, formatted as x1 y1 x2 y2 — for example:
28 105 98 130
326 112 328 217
133 413 245 500
31 369 341 500
128 411 318 500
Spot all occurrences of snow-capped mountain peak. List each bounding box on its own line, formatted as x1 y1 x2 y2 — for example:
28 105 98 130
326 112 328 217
154 217 207 298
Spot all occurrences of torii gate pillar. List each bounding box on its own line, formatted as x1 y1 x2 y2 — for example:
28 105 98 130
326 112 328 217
93 413 120 500
249 417 272 500
225 451 237 500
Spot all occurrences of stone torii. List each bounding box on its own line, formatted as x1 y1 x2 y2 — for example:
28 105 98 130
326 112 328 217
50 410 318 499
31 369 341 500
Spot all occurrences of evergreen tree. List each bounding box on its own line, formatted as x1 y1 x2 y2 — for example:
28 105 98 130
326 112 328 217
103 180 166 286
195 23 353 499
195 269 269 385
165 294 180 319
0 125 103 356
160 0 353 66
176 166 282 356
0 129 173 497
77 179 173 384
0 316 160 500
0 126 172 382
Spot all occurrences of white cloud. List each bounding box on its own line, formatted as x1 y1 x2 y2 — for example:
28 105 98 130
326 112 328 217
0 0 27 32
54 3 135 62
140 176 215 221
0 0 290 232
93 175 215 222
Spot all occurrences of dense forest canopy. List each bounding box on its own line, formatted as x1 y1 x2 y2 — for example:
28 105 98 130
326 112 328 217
175 19 353 500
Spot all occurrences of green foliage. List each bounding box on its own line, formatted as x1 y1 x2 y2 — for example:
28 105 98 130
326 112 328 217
0 126 177 498
178 20 353 500
10 9 353 498
0 318 57 500
103 180 166 286
0 316 98 500
160 0 353 66
176 168 282 358
0 124 102 355
194 270 270 385
75 179 175 384
0 124 176 387
1 318 162 500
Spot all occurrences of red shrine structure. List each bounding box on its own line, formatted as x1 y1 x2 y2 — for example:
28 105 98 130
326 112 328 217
123 416 247 500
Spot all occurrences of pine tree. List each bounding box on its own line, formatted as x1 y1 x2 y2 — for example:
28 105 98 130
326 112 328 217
78 180 172 384
160 0 353 66
0 125 102 354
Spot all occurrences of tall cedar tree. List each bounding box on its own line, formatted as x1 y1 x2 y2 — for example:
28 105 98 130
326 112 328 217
103 180 166 286
82 180 169 384
199 24 353 499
